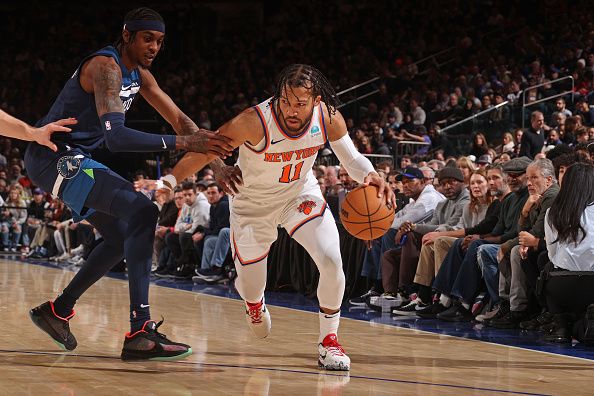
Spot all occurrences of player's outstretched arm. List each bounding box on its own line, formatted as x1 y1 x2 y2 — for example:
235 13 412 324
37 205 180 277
164 108 263 189
138 68 234 156
325 107 396 208
0 109 76 152
87 56 230 156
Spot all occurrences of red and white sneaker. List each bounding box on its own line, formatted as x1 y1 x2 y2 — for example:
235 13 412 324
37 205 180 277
245 299 271 338
318 334 350 371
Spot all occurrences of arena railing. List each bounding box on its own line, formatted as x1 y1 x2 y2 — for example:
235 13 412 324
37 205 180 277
520 76 574 129
437 100 512 155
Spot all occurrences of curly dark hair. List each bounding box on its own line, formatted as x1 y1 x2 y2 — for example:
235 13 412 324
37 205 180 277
272 64 341 124
114 7 165 51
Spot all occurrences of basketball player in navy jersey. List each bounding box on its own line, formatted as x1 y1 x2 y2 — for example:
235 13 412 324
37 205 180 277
25 7 233 361
143 65 395 370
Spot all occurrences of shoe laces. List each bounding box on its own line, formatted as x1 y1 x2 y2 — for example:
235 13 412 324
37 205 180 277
322 334 345 356
146 318 168 340
247 301 263 324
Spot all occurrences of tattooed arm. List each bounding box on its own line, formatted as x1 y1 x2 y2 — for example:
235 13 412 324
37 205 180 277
80 56 231 156
139 68 233 155
139 68 199 136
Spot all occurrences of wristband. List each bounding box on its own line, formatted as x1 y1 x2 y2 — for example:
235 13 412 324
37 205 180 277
159 174 177 190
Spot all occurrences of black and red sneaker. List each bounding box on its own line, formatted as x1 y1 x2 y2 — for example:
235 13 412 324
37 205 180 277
29 301 77 351
121 319 192 361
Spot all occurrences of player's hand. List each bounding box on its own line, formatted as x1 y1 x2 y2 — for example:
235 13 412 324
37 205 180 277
214 164 243 195
33 118 77 152
134 179 158 192
363 172 396 211
177 129 234 158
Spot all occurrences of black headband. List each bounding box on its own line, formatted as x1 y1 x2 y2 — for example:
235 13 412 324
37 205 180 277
124 20 165 33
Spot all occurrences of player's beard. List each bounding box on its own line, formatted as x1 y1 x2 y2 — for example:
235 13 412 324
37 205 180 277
279 109 314 134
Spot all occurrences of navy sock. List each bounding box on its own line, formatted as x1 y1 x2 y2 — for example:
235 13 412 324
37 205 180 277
53 291 77 318
130 304 151 333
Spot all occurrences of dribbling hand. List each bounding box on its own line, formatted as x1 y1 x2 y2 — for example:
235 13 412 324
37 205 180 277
363 172 396 211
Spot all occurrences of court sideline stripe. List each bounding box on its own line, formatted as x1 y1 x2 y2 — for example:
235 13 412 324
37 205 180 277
0 349 549 396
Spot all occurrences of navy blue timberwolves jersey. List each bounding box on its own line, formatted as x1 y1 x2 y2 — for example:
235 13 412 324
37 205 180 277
36 46 141 151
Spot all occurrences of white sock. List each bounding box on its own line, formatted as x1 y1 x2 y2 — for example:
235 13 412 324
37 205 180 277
319 310 340 343
461 301 470 310
439 294 452 307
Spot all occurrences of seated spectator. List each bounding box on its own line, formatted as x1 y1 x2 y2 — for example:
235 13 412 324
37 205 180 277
1 186 26 251
391 167 470 314
349 166 443 307
500 132 516 154
29 198 72 258
488 159 559 329
158 182 210 279
153 187 183 273
543 163 594 343
51 202 75 261
412 170 493 318
470 133 490 159
431 158 528 322
456 156 476 186
194 183 230 283
24 188 49 253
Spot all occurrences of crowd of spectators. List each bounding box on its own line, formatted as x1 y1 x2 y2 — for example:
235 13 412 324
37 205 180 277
1 0 594 346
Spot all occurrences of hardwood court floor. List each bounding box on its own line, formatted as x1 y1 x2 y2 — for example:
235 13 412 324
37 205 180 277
1 259 594 395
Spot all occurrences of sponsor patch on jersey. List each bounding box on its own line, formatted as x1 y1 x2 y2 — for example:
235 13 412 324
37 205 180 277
310 125 321 136
297 200 317 215
57 156 82 179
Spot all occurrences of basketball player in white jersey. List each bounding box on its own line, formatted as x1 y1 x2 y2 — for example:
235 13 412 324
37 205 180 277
150 64 395 370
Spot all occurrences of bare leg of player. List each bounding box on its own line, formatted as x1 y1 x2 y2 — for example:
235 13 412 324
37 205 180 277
290 210 350 371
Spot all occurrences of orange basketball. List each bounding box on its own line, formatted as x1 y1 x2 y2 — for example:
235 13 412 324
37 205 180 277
339 185 395 240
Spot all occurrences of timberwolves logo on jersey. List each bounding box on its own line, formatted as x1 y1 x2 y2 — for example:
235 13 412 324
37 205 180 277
57 155 82 179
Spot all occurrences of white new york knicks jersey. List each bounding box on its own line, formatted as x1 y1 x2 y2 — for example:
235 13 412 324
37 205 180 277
235 98 328 202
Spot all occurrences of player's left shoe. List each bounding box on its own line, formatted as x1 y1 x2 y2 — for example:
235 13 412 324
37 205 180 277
318 333 350 371
121 319 192 361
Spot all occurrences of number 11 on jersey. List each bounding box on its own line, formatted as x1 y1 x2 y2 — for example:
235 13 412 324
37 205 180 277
279 161 305 183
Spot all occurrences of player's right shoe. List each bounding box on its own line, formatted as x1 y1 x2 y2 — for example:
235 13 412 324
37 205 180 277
318 333 350 371
121 319 192 361
29 301 77 351
245 299 271 338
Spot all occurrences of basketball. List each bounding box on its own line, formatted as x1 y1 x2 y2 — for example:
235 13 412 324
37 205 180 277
340 185 395 240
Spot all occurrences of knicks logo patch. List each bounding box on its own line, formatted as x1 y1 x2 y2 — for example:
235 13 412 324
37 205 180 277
310 125 321 136
298 200 317 215
57 156 82 179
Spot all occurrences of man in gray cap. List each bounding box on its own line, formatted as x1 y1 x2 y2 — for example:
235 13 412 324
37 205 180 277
432 157 530 322
489 158 559 329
